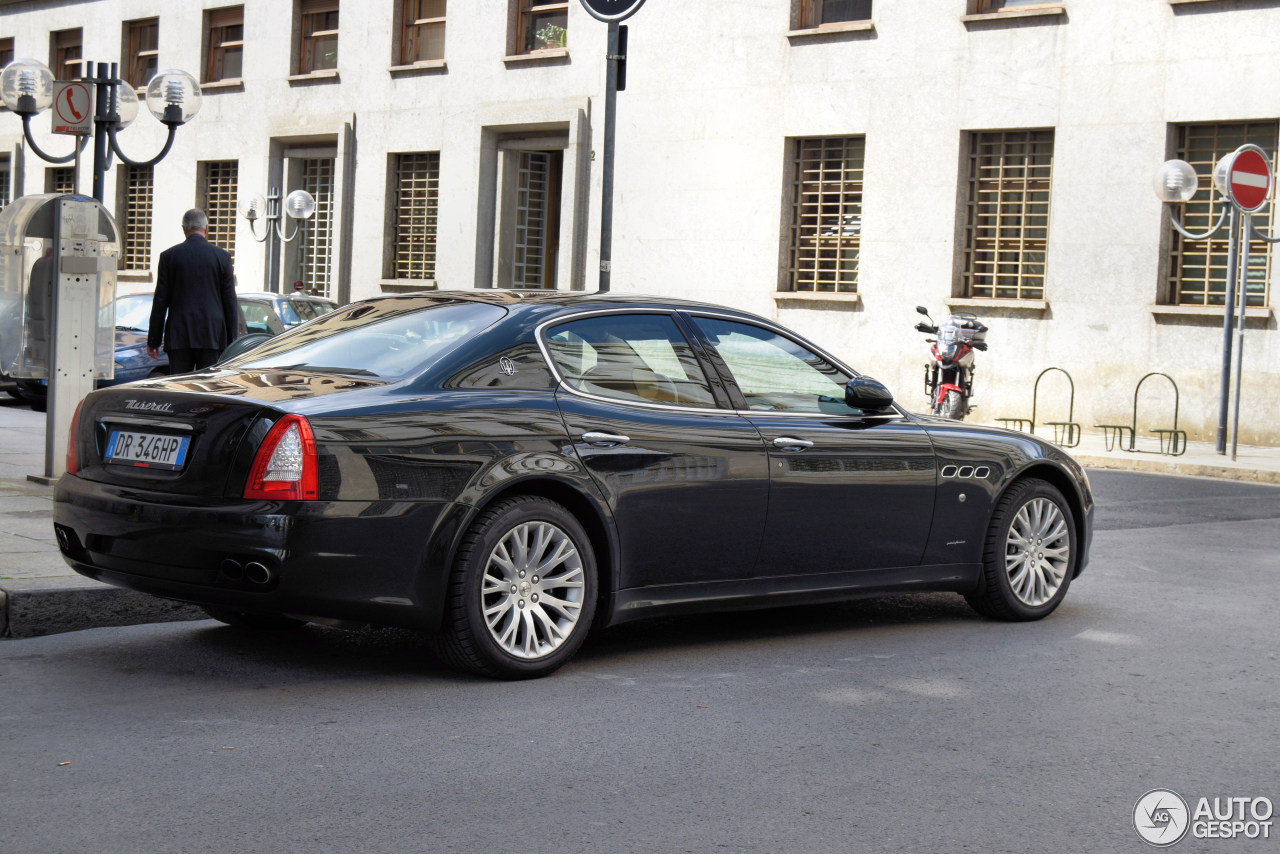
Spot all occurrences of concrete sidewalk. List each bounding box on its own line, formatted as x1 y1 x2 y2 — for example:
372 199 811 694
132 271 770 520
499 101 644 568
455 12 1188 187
2 395 1278 639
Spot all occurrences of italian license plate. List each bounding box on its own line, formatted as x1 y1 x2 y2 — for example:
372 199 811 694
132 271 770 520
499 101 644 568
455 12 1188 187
104 430 191 470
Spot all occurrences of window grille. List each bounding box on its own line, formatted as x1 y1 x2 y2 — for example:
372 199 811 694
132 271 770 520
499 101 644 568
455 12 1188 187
300 158 335 298
48 167 75 195
787 136 863 294
1167 121 1276 308
200 160 238 262
515 1 568 54
120 165 153 271
205 6 244 82
125 18 159 88
796 0 873 28
514 152 551 288
0 156 10 213
51 29 82 80
962 129 1054 300
298 0 340 73
391 152 440 280
400 0 446 64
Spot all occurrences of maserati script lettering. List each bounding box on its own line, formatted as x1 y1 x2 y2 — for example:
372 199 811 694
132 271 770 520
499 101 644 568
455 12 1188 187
124 400 174 413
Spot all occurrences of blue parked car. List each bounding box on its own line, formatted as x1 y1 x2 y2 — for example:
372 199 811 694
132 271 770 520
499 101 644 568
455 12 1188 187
13 291 338 411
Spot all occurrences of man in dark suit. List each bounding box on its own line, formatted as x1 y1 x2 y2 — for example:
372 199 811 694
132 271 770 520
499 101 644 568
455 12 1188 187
146 209 240 373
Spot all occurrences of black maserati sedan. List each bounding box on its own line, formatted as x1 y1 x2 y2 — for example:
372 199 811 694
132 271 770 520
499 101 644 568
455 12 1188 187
53 291 1094 679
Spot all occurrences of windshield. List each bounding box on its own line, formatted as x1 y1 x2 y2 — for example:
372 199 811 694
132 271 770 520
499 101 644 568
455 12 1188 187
114 294 153 331
223 299 506 379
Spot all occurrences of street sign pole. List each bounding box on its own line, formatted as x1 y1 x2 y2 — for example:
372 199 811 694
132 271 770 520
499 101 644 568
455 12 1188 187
579 0 645 293
598 20 619 293
1216 205 1240 455
1230 212 1252 461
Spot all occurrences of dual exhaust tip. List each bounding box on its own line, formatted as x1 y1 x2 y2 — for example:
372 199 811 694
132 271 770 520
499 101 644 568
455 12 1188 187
221 558 275 586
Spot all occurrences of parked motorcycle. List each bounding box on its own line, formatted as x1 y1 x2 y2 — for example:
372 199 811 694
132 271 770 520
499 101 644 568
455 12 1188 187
915 306 987 420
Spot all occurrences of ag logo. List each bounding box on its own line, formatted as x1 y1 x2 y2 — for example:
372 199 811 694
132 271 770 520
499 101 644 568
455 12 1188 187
1134 789 1190 847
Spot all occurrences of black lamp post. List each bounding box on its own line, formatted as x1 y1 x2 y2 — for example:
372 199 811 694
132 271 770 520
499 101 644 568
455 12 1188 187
1 58 201 203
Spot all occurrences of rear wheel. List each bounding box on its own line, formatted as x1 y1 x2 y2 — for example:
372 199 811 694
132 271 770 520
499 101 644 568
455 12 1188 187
200 605 307 631
432 496 597 679
966 478 1076 621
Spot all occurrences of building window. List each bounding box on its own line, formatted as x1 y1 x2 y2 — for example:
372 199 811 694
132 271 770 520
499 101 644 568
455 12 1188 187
389 152 440 280
796 0 873 28
0 155 10 212
399 0 446 64
786 136 863 294
971 0 1056 10
297 0 340 74
119 165 153 271
961 129 1054 301
514 1 568 54
204 6 244 83
123 18 159 88
1 38 14 69
47 167 75 195
1166 121 1276 308
299 157 335 297
199 161 238 263
50 28 82 80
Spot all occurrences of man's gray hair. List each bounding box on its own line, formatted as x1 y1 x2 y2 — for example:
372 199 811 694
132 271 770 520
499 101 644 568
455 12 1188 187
182 209 209 234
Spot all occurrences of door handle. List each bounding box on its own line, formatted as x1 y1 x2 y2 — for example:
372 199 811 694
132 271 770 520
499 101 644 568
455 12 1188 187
582 431 631 448
772 436 813 451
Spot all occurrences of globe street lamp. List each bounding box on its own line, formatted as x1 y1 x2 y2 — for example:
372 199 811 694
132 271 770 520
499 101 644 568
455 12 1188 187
0 58 201 202
239 189 316 293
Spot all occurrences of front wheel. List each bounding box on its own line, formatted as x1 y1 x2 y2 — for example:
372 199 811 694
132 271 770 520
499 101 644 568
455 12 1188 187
432 496 597 679
966 478 1077 621
940 389 965 420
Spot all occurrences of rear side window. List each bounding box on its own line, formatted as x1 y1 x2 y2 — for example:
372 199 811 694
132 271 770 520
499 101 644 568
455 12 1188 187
545 313 717 408
225 300 506 379
239 301 284 335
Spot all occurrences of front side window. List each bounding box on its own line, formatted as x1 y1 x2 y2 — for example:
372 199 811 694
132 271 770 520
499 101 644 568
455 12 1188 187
787 136 863 294
400 0 446 64
691 317 857 415
298 0 339 73
124 18 159 88
1166 121 1276 308
961 129 1054 301
227 300 506 379
545 314 717 408
796 0 872 28
514 1 568 54
50 28 82 80
205 6 244 83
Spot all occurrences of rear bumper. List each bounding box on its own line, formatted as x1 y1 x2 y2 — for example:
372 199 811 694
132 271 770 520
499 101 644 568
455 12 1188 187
52 473 456 629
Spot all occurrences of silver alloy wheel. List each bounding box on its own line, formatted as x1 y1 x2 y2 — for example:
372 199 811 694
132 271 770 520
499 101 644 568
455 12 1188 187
480 521 586 660
1004 497 1071 607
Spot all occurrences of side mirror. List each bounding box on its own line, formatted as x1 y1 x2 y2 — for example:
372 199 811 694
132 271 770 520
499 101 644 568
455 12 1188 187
915 306 929 316
846 376 894 412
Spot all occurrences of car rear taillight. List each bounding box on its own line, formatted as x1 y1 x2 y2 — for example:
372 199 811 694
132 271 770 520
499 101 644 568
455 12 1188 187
65 399 84 476
243 414 318 500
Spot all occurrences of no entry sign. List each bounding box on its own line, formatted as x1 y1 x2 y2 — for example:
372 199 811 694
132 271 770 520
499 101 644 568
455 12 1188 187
579 0 645 22
1216 144 1273 213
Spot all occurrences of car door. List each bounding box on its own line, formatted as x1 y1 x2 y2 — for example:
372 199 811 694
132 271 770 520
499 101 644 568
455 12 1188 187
543 311 770 589
685 313 937 574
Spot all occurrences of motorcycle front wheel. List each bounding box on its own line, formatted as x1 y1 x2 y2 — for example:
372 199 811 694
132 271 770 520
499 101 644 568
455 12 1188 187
941 390 965 420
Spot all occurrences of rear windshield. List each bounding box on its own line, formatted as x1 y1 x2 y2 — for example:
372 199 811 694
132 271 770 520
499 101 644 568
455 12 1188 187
223 299 506 379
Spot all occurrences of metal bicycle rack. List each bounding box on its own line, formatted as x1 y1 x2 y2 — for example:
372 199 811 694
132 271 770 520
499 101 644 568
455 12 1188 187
997 367 1081 448
1095 372 1187 456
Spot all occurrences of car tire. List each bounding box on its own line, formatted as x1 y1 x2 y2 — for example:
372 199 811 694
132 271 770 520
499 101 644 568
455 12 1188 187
965 478 1076 621
199 605 307 631
20 390 47 412
432 496 597 679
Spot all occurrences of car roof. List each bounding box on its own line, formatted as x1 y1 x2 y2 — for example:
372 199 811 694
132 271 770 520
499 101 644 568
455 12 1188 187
344 289 766 323
237 291 337 303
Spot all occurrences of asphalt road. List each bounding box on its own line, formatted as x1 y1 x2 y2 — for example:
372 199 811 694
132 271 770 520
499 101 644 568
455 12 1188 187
1 470 1277 853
